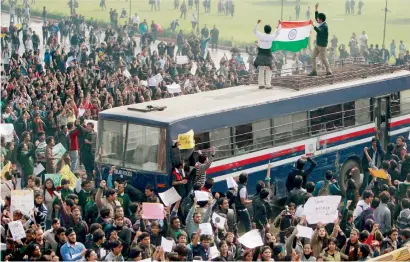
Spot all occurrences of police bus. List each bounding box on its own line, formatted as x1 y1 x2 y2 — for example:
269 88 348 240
96 69 410 194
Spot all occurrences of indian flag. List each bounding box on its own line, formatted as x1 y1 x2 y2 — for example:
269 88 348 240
271 20 313 52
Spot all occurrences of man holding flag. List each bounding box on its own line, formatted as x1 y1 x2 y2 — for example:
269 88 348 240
309 3 332 76
253 19 280 89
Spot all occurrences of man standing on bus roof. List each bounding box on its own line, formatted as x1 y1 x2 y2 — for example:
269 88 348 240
253 19 281 89
308 3 332 76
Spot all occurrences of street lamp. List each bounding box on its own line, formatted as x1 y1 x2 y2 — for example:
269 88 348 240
382 0 390 47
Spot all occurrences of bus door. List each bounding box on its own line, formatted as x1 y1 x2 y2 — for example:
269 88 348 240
374 96 391 150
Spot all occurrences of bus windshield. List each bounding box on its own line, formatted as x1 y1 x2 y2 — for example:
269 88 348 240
97 120 167 173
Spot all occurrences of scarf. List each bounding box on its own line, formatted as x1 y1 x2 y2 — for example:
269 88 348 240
46 188 55 197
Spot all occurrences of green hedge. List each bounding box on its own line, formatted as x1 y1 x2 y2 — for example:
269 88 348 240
1 3 247 49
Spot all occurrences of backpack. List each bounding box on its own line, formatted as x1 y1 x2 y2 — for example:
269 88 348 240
318 181 331 196
354 206 373 231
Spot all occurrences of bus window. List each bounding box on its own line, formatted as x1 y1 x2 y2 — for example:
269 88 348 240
124 124 167 173
210 127 232 159
235 124 253 153
399 90 410 115
252 120 272 149
292 112 309 140
310 105 342 135
355 99 371 125
195 133 210 151
273 115 292 144
343 101 356 127
98 120 126 166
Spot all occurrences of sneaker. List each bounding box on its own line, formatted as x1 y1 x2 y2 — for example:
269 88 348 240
308 71 318 76
259 86 265 89
326 72 333 76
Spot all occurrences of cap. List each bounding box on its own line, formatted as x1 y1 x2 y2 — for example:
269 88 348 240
65 228 75 236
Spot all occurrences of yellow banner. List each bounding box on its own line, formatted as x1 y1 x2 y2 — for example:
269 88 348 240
177 129 195 150
60 165 77 189
16 24 22 29
1 161 12 179
0 33 6 38
368 168 389 180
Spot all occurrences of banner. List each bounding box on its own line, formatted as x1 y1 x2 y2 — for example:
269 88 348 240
60 165 77 189
11 190 34 215
177 129 195 149
304 195 341 224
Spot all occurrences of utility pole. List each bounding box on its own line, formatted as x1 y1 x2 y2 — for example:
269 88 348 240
281 0 284 21
382 0 389 47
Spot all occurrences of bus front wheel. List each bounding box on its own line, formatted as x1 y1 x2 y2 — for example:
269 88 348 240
339 158 362 195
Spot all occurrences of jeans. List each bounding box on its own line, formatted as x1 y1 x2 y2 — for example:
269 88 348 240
237 208 251 232
70 150 78 171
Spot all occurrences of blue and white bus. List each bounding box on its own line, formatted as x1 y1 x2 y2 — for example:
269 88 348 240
96 70 410 194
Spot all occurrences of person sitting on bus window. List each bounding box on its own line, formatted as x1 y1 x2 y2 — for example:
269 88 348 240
194 146 216 186
286 156 317 192
313 171 342 196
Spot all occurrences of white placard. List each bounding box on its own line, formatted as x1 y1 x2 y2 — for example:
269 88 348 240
78 108 85 117
296 225 314 239
199 223 213 235
141 80 148 86
153 74 163 83
11 190 34 215
304 195 341 224
212 212 226 229
84 120 98 132
191 62 197 75
8 221 26 241
194 190 210 202
226 177 237 189
176 55 189 64
166 83 182 94
33 163 45 176
52 143 67 159
305 138 317 155
123 69 131 78
160 237 174 252
158 187 181 206
295 205 305 218
210 245 220 259
0 124 14 142
238 229 264 249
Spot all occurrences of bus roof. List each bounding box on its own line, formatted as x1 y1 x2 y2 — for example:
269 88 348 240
100 70 410 133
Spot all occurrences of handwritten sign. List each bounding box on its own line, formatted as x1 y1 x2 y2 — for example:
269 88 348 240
199 223 213 235
160 237 174 252
238 229 264 249
142 203 164 220
0 124 14 142
194 191 210 202
177 129 195 150
158 187 181 206
60 165 77 190
44 173 62 187
53 143 67 159
304 195 341 224
368 168 389 180
8 221 26 241
11 190 34 215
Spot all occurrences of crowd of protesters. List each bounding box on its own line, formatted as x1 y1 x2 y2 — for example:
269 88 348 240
1 0 410 261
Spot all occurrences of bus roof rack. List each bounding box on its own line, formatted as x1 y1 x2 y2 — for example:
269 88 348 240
128 105 167 112
268 64 406 91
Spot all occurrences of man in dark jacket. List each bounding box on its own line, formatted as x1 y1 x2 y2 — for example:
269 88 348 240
252 188 272 229
286 175 308 206
286 156 317 192
309 3 331 76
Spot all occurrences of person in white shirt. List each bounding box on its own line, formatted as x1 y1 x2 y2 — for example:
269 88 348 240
359 31 368 55
353 190 374 221
253 19 280 89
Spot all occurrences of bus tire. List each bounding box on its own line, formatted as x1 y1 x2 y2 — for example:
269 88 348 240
339 158 361 194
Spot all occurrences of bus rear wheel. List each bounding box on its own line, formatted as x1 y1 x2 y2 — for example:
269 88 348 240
339 159 362 195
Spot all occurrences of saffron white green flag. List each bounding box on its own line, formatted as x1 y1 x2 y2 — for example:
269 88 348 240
271 20 313 52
